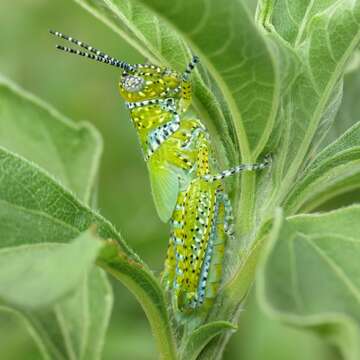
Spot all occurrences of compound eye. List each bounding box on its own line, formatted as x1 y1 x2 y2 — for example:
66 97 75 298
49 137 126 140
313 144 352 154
122 75 145 92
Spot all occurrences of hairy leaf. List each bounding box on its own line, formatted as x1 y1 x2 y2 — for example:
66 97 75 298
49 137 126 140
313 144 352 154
0 147 132 255
8 266 113 360
0 75 102 205
81 268 113 360
180 321 236 360
258 0 360 205
0 231 112 360
47 268 113 360
258 207 360 360
0 275 112 360
0 76 114 360
0 147 174 359
0 229 102 308
285 122 360 213
326 66 360 145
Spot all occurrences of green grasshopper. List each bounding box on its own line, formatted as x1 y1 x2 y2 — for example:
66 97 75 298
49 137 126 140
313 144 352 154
50 30 271 315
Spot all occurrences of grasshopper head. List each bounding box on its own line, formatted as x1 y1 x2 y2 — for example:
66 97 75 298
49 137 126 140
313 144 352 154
118 65 182 104
119 56 199 113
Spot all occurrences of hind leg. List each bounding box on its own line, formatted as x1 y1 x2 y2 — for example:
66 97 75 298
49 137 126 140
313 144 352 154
162 192 186 289
203 154 271 182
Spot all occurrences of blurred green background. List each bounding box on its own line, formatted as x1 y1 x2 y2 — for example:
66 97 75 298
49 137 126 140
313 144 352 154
0 1 340 359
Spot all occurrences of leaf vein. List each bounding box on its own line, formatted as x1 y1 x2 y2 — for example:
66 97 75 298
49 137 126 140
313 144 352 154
302 235 360 304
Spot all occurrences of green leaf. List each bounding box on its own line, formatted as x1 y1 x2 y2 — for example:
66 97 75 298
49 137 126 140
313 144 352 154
284 122 360 213
0 230 113 360
0 147 174 359
7 268 112 360
180 321 236 360
0 229 102 308
80 268 113 360
0 76 114 360
44 268 113 360
0 75 102 205
258 0 360 205
326 66 360 145
258 207 360 360
244 0 258 14
11 268 112 360
227 291 333 360
0 146 133 256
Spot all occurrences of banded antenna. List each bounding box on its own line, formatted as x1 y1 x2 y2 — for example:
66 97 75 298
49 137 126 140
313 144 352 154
182 55 200 81
49 30 134 72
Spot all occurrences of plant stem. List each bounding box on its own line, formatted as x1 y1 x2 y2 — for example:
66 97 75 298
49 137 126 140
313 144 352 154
97 245 177 360
238 172 256 235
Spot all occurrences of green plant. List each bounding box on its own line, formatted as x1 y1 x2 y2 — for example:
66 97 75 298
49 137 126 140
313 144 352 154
1 0 360 359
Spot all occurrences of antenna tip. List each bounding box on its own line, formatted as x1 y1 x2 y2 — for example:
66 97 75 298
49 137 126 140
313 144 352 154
49 29 62 37
192 55 200 63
